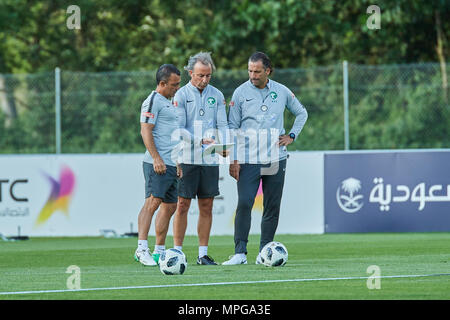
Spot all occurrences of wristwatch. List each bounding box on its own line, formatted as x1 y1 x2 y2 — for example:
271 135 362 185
289 133 295 140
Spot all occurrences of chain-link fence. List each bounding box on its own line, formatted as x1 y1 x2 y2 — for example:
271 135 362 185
1 72 55 153
348 63 450 149
0 63 449 154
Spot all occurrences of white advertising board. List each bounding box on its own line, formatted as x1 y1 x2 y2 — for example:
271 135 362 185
0 152 324 237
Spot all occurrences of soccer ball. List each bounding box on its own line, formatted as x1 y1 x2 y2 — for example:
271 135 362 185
159 248 187 275
260 241 288 267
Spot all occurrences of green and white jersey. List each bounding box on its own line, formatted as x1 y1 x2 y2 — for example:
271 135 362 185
174 82 228 165
228 79 308 164
140 91 179 166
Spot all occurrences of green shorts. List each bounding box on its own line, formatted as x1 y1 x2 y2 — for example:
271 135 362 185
143 162 178 203
178 164 219 199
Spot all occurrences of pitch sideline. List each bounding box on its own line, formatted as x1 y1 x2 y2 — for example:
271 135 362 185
1 273 449 296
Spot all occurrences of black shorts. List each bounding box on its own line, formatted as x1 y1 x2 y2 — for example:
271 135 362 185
143 162 178 203
178 164 219 199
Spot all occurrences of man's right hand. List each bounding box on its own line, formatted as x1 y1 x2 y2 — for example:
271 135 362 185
229 161 240 181
153 156 167 175
202 138 215 145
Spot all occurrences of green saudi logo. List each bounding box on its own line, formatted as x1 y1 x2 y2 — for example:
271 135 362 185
269 91 278 100
207 97 216 105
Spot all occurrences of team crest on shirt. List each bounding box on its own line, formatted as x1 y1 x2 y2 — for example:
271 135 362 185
269 91 278 101
173 101 178 107
207 97 216 106
229 101 235 107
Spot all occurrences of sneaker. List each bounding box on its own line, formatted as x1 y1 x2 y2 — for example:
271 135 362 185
197 255 218 265
255 253 263 265
134 248 157 266
222 254 247 265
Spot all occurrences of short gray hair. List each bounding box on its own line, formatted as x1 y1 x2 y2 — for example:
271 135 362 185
184 52 216 72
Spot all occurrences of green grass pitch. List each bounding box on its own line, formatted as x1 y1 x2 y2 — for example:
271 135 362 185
0 233 449 300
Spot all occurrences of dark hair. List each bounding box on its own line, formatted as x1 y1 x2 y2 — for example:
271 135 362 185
249 52 273 74
156 64 180 84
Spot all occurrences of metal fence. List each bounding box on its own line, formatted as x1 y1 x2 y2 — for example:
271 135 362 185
0 62 449 154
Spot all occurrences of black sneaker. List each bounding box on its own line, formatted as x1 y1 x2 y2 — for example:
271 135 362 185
197 255 218 265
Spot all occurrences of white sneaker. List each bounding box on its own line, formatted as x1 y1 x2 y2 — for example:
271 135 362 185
255 253 263 265
222 254 247 265
134 248 157 266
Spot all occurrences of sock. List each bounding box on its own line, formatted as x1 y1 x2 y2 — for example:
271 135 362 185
174 246 183 252
199 246 208 258
154 245 165 254
236 253 246 259
138 240 148 250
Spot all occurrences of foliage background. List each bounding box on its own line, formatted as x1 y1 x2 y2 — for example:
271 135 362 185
0 0 449 153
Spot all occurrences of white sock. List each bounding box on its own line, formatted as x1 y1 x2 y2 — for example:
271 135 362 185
199 246 208 258
174 246 183 252
236 253 246 259
138 240 148 250
154 245 165 254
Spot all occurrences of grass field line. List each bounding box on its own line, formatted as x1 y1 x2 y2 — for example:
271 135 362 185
1 273 450 296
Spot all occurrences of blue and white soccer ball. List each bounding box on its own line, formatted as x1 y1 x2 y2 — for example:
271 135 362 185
159 248 187 275
260 241 288 267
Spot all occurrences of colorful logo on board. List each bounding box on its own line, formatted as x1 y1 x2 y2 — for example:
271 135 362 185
253 181 263 212
35 166 76 226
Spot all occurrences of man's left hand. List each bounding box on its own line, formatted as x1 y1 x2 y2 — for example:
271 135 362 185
278 135 294 146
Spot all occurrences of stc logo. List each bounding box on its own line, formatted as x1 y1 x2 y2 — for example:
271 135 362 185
0 179 28 202
35 166 76 226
